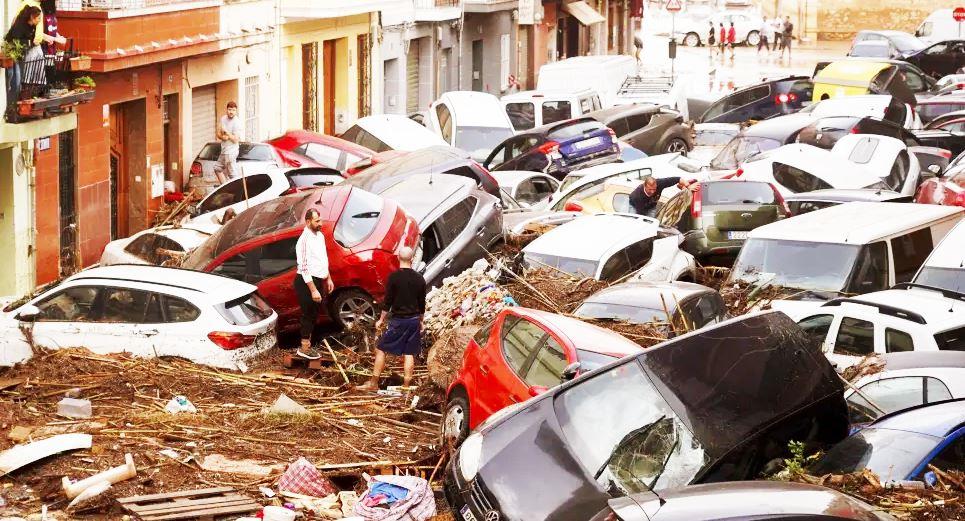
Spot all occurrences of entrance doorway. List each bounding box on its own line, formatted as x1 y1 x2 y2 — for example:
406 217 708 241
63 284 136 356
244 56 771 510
322 39 336 135
58 130 78 277
471 40 483 91
109 100 147 239
302 42 318 132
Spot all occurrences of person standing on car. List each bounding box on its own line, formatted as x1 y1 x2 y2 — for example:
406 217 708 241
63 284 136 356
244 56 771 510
358 247 426 391
708 21 716 59
293 208 334 360
781 16 793 60
726 22 736 60
629 176 696 218
214 101 243 184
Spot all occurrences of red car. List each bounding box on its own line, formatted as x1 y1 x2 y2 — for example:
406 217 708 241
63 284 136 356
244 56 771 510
182 186 420 332
267 130 375 171
442 307 642 444
915 170 965 207
345 149 409 176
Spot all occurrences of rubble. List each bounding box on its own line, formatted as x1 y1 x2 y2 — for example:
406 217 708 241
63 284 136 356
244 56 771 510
56 398 92 419
62 453 136 499
422 260 512 343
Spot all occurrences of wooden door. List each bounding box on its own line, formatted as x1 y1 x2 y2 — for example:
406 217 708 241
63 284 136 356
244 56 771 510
323 40 336 135
302 43 318 132
109 105 128 239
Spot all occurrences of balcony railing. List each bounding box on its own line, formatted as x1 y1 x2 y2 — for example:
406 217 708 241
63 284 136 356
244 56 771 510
2 41 94 123
57 0 199 9
414 0 460 7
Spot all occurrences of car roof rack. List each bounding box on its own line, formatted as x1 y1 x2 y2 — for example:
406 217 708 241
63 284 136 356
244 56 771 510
821 297 927 325
893 282 965 303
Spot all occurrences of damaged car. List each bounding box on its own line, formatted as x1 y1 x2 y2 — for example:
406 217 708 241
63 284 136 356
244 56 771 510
444 311 851 521
573 281 727 334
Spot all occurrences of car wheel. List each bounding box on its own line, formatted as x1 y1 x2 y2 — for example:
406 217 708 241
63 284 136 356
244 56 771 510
442 390 471 449
746 30 760 47
664 138 690 154
684 32 700 47
331 289 377 330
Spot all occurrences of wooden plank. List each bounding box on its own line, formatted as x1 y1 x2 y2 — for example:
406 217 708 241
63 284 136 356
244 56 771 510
117 487 234 504
139 502 261 521
132 498 256 517
127 495 251 514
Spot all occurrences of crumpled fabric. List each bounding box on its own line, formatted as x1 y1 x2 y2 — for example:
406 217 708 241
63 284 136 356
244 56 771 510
277 457 338 497
361 481 411 507
353 475 436 521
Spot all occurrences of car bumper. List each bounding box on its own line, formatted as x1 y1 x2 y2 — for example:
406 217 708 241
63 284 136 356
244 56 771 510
684 231 747 257
444 459 499 521
548 149 621 176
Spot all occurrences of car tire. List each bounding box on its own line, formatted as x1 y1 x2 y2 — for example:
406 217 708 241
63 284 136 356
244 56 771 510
442 390 471 449
330 289 378 330
746 30 760 47
684 32 700 47
663 138 690 154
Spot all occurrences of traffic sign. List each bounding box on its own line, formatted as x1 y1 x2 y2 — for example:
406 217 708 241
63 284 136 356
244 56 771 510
954 7 965 22
666 0 683 13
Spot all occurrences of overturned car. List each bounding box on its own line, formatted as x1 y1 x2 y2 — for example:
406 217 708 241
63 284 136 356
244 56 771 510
444 311 849 521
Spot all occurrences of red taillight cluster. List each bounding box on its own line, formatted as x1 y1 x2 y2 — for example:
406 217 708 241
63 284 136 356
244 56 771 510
775 93 798 105
208 331 257 350
769 183 791 216
538 141 560 155
690 184 702 218
563 201 584 212
938 148 952 159
189 161 202 177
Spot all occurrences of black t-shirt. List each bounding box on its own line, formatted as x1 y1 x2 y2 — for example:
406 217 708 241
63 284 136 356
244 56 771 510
384 268 426 318
629 177 680 215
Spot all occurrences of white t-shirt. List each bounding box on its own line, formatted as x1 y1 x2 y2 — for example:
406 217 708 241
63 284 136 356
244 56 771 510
219 115 243 157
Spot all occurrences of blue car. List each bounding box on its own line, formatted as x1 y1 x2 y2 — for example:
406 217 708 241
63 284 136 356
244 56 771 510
810 399 964 484
482 117 620 180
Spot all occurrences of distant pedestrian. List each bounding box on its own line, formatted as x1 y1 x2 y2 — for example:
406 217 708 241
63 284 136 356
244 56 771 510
629 176 696 218
758 17 771 56
633 33 644 65
708 21 716 58
358 247 426 391
727 22 736 60
718 23 726 59
214 101 242 184
781 16 793 60
771 16 784 51
293 208 334 360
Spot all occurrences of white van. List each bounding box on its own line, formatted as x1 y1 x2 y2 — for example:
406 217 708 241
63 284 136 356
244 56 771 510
536 55 637 108
501 88 603 132
913 218 965 293
916 9 965 44
426 91 515 162
728 202 963 315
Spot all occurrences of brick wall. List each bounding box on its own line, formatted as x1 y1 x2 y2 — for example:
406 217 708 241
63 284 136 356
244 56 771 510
58 6 221 55
34 136 60 285
817 1 960 40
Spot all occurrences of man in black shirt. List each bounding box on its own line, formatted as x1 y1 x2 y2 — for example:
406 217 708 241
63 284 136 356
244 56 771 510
629 176 695 217
358 246 426 391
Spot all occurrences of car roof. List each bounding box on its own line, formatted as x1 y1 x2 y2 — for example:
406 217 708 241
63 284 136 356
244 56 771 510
741 113 816 141
815 60 894 81
870 398 965 437
587 103 662 121
139 227 212 246
63 265 256 301
378 173 475 225
745 144 883 187
523 214 659 261
343 145 472 193
919 94 965 104
492 170 554 187
353 115 447 149
526 116 601 136
436 91 511 128
924 219 965 269
809 94 896 118
501 88 599 102
583 281 714 310
274 130 373 156
783 188 908 203
510 307 642 357
848 286 965 330
874 351 965 371
748 202 963 243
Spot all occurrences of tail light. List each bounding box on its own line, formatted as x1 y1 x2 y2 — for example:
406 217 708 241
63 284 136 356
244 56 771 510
690 184 702 218
189 161 202 177
769 183 791 216
563 201 584 212
208 331 257 350
956 192 965 208
538 141 560 155
775 93 798 105
938 148 952 159
734 168 744 177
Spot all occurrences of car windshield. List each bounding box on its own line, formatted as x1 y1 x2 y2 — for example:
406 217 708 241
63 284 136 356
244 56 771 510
523 252 599 278
239 144 274 161
730 239 865 295
182 192 317 269
455 126 514 155
810 428 939 480
555 360 707 496
695 129 739 147
575 302 669 324
703 182 776 205
890 34 925 53
198 144 221 161
559 173 588 193
914 267 965 294
334 188 383 248
852 43 893 58
710 136 781 170
919 102 965 123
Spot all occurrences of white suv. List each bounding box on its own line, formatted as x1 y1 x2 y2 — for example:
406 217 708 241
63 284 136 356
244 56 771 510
0 265 277 370
790 284 965 370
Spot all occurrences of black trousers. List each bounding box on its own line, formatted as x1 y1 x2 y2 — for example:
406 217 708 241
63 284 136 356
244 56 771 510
294 276 326 341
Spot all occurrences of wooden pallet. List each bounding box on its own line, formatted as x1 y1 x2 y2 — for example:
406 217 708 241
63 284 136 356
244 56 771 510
117 487 260 520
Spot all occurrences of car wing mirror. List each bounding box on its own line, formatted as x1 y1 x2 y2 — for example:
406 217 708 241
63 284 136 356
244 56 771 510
928 164 942 175
16 304 41 322
527 385 549 397
561 361 582 381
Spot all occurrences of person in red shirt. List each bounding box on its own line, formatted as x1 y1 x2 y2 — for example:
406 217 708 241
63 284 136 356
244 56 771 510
727 22 736 60
718 23 726 60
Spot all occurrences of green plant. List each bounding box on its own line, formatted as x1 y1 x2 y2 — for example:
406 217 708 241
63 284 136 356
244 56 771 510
73 76 96 88
2 39 26 62
780 440 822 479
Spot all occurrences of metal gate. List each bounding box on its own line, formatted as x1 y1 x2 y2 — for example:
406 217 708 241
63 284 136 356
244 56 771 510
58 130 78 277
357 33 371 118
406 38 420 114
109 153 119 241
191 85 216 158
302 42 318 132
244 76 259 142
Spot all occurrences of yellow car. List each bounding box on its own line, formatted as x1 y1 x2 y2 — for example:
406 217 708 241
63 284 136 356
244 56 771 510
812 60 917 103
560 179 636 214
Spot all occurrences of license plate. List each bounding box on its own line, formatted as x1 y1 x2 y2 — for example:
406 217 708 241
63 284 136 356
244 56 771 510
460 505 478 521
727 231 750 240
572 137 602 151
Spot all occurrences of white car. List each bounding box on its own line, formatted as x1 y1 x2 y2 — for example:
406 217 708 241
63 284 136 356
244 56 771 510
830 133 921 195
491 170 560 207
188 142 284 196
737 143 889 197
339 114 447 152
914 218 965 294
521 213 696 283
790 285 965 371
689 123 741 164
802 95 922 130
501 88 604 132
101 169 299 265
844 351 965 424
672 10 764 47
426 91 516 162
0 265 277 370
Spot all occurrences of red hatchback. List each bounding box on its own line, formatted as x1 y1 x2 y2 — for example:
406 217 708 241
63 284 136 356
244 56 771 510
442 307 643 444
267 130 375 171
915 170 965 208
182 186 420 332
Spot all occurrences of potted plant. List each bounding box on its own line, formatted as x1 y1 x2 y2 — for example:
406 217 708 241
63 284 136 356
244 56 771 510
1 40 25 68
73 76 96 92
69 55 91 71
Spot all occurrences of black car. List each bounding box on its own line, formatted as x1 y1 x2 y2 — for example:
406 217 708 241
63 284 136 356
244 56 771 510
444 311 849 521
587 104 693 155
343 145 501 198
902 40 965 79
695 76 813 124
483 118 621 179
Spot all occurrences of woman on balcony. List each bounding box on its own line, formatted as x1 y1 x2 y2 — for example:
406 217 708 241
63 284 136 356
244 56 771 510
4 5 43 119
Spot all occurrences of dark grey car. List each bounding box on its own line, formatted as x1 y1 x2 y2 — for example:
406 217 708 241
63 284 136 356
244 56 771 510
588 104 694 155
574 281 726 335
377 174 502 287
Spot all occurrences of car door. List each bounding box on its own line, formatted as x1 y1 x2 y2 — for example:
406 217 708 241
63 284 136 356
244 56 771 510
847 376 953 424
421 197 477 285
474 314 551 418
82 286 165 357
212 236 302 330
194 173 277 226
27 285 100 350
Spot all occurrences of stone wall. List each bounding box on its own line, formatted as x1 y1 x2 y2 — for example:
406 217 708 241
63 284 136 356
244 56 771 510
815 0 960 40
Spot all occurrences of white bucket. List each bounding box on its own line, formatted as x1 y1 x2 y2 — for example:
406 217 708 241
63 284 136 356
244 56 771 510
262 506 297 521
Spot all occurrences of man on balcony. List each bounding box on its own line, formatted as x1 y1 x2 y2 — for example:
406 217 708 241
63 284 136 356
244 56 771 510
214 101 243 183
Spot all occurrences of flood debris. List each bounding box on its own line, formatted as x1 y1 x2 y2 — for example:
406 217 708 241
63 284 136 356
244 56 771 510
62 453 136 499
0 434 92 476
55 398 91 420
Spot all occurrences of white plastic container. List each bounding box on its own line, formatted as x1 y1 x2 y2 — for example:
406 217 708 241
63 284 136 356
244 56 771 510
262 506 296 521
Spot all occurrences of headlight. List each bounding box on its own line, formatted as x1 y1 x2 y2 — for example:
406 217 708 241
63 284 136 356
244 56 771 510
458 432 484 482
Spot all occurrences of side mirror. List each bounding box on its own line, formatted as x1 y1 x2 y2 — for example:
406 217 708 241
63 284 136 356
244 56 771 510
928 164 942 175
562 362 582 381
527 385 549 397
16 304 41 322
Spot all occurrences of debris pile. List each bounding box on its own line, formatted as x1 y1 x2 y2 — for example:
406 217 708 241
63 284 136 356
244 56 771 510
501 268 608 314
422 260 513 343
426 326 478 390
152 190 202 226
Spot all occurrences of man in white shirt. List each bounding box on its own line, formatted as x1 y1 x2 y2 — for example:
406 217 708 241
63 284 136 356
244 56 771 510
214 101 243 184
758 17 772 56
294 208 334 359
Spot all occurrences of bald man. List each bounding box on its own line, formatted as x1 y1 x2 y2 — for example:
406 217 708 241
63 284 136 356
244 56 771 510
629 176 695 217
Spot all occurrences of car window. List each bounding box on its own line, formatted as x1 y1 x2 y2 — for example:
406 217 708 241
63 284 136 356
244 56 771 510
788 200 835 215
548 120 604 140
935 327 965 351
439 196 476 245
599 250 632 283
607 118 629 137
613 192 631 213
848 241 890 293
797 314 834 350
625 112 653 131
579 97 592 114
704 182 776 204
436 103 453 143
530 176 557 199
342 126 389 153
525 336 568 388
35 286 98 322
213 237 298 284
198 143 221 161
684 293 727 330
474 317 496 347
501 316 548 376
885 328 914 353
925 436 965 476
834 317 875 356
99 288 162 323
237 144 274 162
543 101 573 125
891 228 933 284
215 292 273 326
772 162 833 193
163 295 200 322
902 70 926 92
508 136 540 159
506 102 535 131
124 234 185 264
302 143 343 169
883 150 910 192
848 137 879 164
591 96 602 111
199 174 274 214
848 376 925 423
335 188 383 248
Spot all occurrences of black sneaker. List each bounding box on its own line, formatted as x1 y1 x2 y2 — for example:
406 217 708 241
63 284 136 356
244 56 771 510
296 347 322 360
